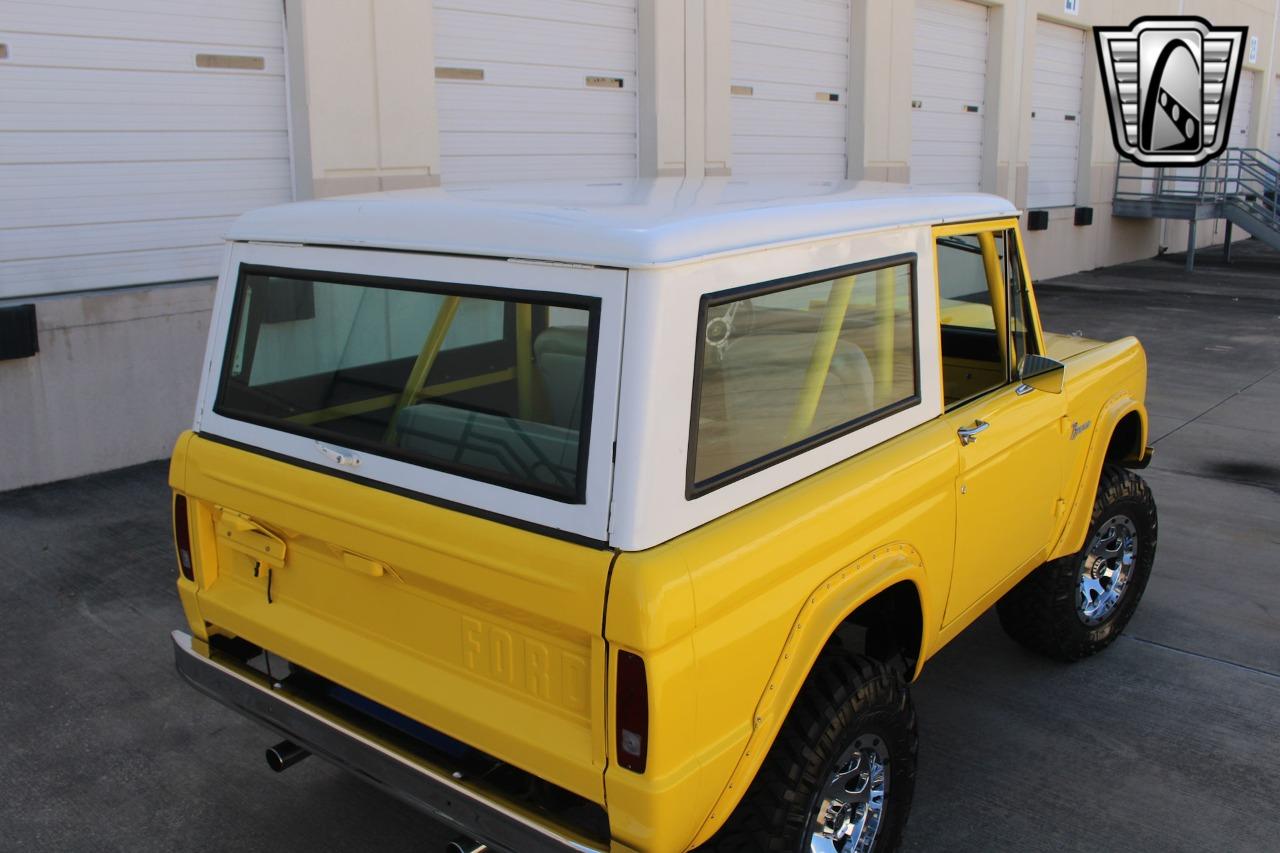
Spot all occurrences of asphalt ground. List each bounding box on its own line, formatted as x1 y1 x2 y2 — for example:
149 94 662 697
2 241 1277 852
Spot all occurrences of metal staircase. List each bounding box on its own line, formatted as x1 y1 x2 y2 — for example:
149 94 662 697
1112 147 1280 270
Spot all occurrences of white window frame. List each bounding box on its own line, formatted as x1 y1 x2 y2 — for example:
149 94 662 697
194 242 625 543
609 225 944 551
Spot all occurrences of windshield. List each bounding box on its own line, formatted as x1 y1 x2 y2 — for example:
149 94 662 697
214 266 599 502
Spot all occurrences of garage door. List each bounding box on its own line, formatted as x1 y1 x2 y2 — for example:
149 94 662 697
1027 20 1084 208
911 0 989 191
730 0 850 179
1229 68 1256 148
1270 77 1280 160
0 0 293 300
433 0 637 183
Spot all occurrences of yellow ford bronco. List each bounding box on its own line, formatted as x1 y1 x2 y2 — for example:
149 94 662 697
169 179 1156 853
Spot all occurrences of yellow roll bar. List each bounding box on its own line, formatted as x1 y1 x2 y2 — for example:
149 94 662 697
515 303 535 420
874 266 896 405
787 275 855 443
977 231 1009 369
383 295 461 443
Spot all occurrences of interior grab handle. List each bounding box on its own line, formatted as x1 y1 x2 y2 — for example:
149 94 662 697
957 420 990 446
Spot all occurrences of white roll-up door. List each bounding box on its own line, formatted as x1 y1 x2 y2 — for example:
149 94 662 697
433 0 638 183
1027 20 1085 208
1269 77 1280 160
1229 69 1256 148
730 0 850 179
0 0 293 300
911 0 989 191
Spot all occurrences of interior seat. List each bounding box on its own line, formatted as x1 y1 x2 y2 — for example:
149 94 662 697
534 326 588 429
395 402 579 492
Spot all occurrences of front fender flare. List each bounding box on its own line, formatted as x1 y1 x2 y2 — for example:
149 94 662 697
1049 394 1147 561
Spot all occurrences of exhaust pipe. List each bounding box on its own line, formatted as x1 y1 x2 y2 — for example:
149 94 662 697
265 740 310 773
445 839 487 853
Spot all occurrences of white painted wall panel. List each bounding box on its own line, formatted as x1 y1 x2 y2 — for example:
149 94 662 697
433 0 638 183
1229 68 1256 148
0 0 292 299
1270 76 1280 161
911 0 988 191
1027 20 1085 208
0 0 281 46
730 0 850 179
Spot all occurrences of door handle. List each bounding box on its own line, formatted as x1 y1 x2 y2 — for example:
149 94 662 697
957 420 990 446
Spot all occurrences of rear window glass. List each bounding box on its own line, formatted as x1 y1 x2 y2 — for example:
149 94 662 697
215 266 599 502
689 256 919 495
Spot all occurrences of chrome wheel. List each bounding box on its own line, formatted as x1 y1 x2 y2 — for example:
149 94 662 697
809 734 889 853
1077 514 1138 625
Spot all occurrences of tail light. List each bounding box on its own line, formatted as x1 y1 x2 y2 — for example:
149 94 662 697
615 650 648 773
173 494 194 581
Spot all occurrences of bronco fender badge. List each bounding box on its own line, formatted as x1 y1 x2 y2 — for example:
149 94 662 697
1071 420 1092 440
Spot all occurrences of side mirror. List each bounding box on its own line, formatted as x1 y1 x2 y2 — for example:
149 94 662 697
1018 354 1065 394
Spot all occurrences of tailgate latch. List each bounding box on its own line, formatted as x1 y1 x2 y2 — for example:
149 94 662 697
214 508 288 602
215 508 288 568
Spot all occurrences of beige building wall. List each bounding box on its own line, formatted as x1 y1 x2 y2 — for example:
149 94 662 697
833 0 1280 281
0 282 215 491
290 0 442 197
2 0 1277 492
289 0 1279 280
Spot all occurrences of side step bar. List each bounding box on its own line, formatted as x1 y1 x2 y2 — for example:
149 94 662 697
171 631 607 853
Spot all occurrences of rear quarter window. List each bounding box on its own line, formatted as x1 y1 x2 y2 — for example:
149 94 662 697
215 266 600 502
688 255 920 495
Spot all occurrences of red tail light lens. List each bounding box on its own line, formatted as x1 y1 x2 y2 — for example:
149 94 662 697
615 650 648 773
173 494 194 581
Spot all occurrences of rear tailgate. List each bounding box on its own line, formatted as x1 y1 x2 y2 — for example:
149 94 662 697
173 243 626 803
173 433 615 803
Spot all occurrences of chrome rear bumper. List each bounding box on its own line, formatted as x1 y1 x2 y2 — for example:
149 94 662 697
171 630 607 853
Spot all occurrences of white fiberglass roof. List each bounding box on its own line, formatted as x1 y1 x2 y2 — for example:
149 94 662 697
227 177 1019 269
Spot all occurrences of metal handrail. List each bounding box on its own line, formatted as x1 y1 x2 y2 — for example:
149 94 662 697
1110 147 1280 271
1113 147 1279 211
1225 152 1280 229
1236 146 1280 171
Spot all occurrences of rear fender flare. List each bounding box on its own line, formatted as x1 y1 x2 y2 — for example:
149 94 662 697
688 543 929 848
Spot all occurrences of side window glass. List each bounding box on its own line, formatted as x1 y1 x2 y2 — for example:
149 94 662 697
1003 230 1039 371
936 235 996 330
936 229 1036 408
690 257 919 494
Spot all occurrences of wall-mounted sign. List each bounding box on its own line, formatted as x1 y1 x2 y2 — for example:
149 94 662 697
435 67 484 81
1248 35 1259 63
1064 0 1079 16
196 53 264 70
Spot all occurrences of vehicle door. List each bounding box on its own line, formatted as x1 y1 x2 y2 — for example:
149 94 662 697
934 220 1067 625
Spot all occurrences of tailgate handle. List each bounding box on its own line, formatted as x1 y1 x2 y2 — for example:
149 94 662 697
342 551 387 578
216 509 287 567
